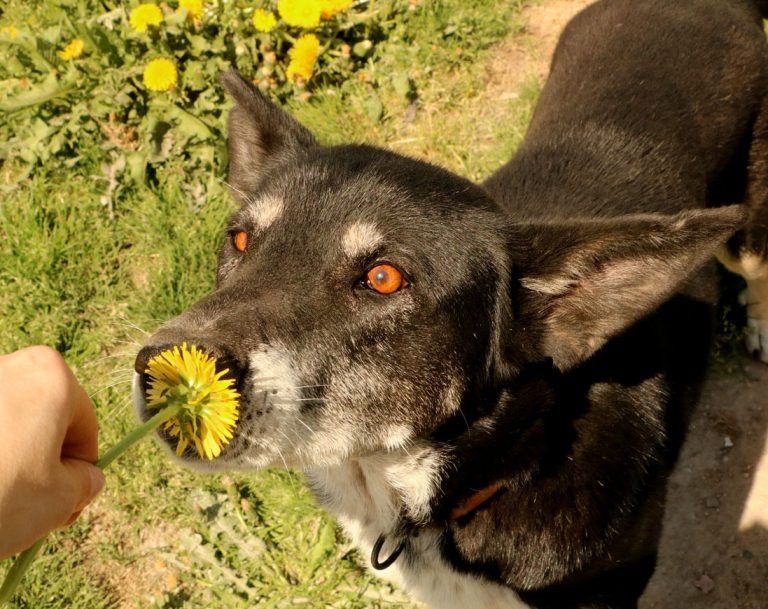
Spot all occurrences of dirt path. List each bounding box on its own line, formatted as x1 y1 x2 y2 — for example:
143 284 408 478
491 1 768 606
642 359 768 608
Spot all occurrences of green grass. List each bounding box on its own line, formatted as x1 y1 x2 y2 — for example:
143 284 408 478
0 1 536 607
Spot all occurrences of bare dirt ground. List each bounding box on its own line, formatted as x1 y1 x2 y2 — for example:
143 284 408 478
491 1 768 606
642 359 768 608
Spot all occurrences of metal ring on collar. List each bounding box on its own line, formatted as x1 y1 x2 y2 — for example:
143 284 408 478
371 534 405 570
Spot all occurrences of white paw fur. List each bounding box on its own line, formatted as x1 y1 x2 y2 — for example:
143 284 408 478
745 316 768 364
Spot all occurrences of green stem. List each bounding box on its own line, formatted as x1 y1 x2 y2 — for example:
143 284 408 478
0 405 181 606
96 405 181 469
0 541 44 606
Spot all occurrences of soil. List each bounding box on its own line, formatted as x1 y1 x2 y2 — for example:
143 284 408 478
489 1 768 606
642 359 768 608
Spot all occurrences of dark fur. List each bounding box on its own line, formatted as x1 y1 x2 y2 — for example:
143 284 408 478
135 1 768 607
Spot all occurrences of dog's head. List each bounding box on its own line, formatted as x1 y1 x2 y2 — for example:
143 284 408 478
133 71 745 471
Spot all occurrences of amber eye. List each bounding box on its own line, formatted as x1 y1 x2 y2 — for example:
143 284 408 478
232 231 248 253
366 264 406 295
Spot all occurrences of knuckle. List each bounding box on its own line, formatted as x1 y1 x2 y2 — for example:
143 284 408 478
5 346 75 409
22 345 67 371
23 346 71 387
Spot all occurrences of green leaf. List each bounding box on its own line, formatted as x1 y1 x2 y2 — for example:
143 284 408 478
183 60 207 91
362 89 383 123
0 73 73 111
164 11 187 28
352 40 373 58
391 72 413 99
307 519 337 575
126 151 147 183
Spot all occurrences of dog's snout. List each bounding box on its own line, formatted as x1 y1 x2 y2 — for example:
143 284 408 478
134 342 243 380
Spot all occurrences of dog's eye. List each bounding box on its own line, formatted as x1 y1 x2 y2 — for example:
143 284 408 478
366 264 406 295
232 231 248 253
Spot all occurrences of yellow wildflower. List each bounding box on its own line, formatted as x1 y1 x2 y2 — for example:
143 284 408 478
143 58 178 91
129 3 164 33
0 25 18 39
252 8 277 32
58 38 84 61
178 0 204 19
286 33 320 81
145 343 240 460
277 0 322 29
320 0 353 19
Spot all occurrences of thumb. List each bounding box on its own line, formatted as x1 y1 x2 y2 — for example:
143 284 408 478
58 458 106 522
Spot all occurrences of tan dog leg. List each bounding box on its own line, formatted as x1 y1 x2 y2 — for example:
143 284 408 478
742 273 768 364
720 251 768 363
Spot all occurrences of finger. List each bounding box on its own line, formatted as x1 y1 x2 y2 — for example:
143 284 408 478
3 346 100 463
62 376 100 463
57 459 106 525
65 510 83 527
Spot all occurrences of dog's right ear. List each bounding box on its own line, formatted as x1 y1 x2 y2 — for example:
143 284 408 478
506 205 747 371
221 71 316 198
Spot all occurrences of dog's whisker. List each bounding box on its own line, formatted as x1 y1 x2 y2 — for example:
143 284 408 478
270 397 327 405
274 445 297 488
105 394 135 419
457 407 471 437
112 319 151 336
114 339 143 348
98 370 135 380
107 367 138 375
113 317 165 328
288 384 329 390
88 378 134 399
84 352 135 367
296 417 315 434
275 429 296 450
250 377 280 386
217 177 255 206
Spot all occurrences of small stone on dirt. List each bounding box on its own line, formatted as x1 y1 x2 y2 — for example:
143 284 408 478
693 574 715 594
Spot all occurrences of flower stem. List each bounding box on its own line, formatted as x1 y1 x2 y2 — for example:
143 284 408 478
0 541 44 606
0 405 181 606
96 405 181 469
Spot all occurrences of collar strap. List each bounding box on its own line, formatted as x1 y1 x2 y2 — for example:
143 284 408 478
371 482 503 570
449 482 503 521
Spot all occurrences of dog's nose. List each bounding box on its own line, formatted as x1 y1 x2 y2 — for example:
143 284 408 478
134 342 242 378
135 344 171 375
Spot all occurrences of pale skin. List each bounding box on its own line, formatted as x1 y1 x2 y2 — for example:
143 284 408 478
0 346 105 560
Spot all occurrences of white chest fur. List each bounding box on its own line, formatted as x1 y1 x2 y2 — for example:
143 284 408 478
305 448 530 609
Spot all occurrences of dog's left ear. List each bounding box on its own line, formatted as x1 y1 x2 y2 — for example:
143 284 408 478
511 205 747 370
221 70 316 198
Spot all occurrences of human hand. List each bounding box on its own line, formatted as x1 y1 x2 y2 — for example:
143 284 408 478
0 346 105 559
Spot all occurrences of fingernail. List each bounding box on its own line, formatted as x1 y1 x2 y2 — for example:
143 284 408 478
88 466 106 501
66 510 82 526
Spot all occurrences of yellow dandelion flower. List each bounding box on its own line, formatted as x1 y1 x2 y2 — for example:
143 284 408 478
143 57 178 91
320 0 353 19
58 38 84 61
286 33 320 81
0 25 18 39
178 0 204 19
144 343 240 460
130 3 164 33
277 0 322 29
252 8 277 32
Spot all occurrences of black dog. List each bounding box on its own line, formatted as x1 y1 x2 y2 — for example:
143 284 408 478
133 1 768 607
